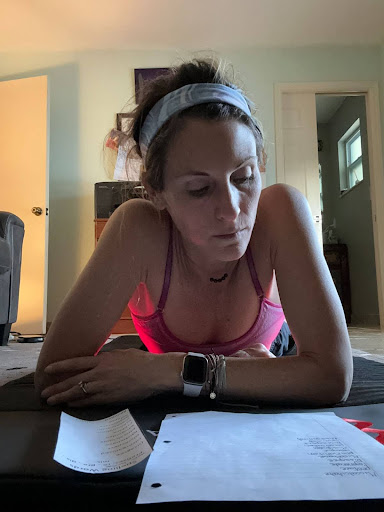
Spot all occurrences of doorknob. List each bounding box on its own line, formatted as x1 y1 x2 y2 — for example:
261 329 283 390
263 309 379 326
32 207 43 216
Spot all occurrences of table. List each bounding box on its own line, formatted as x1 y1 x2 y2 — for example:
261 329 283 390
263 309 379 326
1 392 384 511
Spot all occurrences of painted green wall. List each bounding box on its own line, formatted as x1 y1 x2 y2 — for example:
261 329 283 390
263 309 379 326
0 46 383 322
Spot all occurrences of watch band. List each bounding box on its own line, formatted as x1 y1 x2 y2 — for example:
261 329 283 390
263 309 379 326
183 381 204 397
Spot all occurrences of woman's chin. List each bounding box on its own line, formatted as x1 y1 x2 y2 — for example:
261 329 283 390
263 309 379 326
212 229 249 251
215 240 249 261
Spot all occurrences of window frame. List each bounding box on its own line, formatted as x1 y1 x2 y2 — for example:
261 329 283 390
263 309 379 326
346 128 363 189
338 118 363 196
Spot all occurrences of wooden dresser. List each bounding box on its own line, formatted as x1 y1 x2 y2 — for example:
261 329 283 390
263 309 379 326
95 218 137 334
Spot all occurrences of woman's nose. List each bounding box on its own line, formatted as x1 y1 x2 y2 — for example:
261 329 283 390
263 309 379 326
215 186 240 221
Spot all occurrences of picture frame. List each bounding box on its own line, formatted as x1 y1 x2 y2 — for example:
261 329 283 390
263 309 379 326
116 112 134 132
134 68 169 104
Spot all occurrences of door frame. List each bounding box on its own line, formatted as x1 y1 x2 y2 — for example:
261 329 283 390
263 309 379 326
274 81 384 331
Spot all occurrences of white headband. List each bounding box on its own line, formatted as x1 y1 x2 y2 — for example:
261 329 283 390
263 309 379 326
138 83 253 159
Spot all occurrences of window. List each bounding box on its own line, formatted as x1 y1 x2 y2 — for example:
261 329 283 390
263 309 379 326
338 118 364 195
346 129 363 188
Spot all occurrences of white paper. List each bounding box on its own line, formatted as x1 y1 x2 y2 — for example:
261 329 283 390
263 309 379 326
137 411 384 503
54 409 152 474
113 144 142 181
113 145 128 180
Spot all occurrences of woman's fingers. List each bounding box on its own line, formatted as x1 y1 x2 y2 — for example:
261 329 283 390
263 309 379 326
231 344 276 358
232 350 252 358
250 344 276 358
45 379 102 405
41 370 95 400
44 356 98 374
40 349 157 407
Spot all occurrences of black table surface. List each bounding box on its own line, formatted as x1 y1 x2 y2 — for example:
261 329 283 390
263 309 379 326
1 394 384 511
2 336 384 510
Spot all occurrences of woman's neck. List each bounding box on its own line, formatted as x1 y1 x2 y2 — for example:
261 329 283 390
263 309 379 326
173 228 241 286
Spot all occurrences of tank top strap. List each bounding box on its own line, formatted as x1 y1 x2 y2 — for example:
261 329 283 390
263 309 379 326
157 216 173 311
245 245 264 298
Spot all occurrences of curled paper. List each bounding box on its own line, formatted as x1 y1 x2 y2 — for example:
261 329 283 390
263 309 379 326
109 129 142 181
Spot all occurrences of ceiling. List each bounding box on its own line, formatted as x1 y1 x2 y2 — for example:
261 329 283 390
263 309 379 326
316 95 347 124
0 0 384 53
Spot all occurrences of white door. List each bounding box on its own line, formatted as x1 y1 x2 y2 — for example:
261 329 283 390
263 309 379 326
0 76 49 335
278 92 322 246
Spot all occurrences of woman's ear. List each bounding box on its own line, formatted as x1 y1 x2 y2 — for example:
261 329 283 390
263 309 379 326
142 177 167 211
151 193 167 211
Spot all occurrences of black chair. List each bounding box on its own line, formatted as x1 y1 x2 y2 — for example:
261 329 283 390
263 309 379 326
0 212 24 345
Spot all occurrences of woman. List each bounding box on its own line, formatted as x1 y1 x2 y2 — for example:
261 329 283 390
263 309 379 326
35 58 352 407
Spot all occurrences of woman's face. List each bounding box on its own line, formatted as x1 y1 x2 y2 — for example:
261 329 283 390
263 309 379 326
155 118 262 261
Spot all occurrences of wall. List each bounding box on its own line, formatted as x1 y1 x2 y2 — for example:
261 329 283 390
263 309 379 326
381 44 384 169
0 46 383 322
318 96 379 326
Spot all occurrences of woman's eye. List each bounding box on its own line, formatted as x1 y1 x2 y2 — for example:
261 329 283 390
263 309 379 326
234 176 255 185
188 176 255 197
189 186 209 197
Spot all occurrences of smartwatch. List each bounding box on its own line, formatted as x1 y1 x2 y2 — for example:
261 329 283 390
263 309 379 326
181 352 209 397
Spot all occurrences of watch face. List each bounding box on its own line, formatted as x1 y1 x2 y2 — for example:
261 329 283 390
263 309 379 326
184 355 207 384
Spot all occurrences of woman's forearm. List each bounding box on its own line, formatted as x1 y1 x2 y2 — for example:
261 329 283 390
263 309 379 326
225 354 351 406
158 352 352 407
34 348 352 408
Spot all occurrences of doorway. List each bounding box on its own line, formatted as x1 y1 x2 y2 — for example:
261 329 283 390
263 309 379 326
274 81 384 331
0 76 49 335
316 94 379 327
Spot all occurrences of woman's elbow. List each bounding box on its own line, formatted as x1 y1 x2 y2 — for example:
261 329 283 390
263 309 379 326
334 372 353 404
320 364 353 406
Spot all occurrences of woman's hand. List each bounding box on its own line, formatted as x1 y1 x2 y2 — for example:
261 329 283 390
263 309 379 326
40 348 162 407
231 343 276 359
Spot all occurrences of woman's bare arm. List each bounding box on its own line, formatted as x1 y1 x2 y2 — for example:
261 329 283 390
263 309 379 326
158 184 353 407
34 199 153 394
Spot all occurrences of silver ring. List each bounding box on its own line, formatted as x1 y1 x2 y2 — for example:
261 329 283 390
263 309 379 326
78 380 88 395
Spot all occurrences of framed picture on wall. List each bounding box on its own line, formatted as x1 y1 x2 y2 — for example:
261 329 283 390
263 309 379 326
116 112 134 132
134 68 169 104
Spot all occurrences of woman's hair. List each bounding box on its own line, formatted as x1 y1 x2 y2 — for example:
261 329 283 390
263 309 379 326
121 57 266 191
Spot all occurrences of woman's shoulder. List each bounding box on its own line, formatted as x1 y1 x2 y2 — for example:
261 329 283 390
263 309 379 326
255 183 318 266
256 184 309 231
117 198 169 233
252 184 310 261
115 198 170 257
259 183 305 210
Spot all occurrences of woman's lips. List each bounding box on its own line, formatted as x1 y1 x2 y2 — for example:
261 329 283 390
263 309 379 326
214 228 245 239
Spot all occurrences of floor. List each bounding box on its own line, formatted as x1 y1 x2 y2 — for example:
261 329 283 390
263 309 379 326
348 326 384 363
0 328 383 387
0 334 119 386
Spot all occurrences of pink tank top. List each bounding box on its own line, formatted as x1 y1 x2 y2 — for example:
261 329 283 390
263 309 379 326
128 224 285 356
